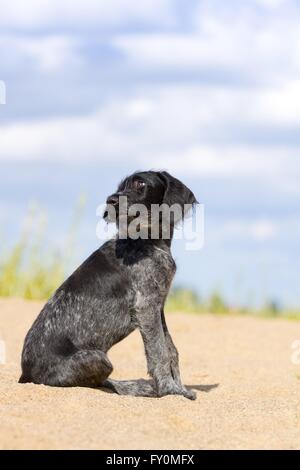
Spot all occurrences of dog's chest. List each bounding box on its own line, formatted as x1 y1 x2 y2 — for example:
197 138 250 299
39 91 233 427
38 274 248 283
130 250 176 304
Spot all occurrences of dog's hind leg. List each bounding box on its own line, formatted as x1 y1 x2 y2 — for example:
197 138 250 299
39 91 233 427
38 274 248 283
102 378 158 397
36 350 113 388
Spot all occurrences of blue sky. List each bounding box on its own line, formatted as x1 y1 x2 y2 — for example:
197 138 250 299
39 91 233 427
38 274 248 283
0 0 299 307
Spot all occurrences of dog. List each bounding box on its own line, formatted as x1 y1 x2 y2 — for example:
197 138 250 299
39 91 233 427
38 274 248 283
19 170 197 400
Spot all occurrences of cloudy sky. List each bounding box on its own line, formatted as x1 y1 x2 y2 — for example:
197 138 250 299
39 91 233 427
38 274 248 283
0 0 299 307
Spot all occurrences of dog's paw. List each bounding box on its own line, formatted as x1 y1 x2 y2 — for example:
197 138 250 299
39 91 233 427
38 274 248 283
182 387 197 400
157 382 196 400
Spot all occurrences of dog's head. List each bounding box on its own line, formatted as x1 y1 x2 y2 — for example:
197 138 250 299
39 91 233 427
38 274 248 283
104 170 197 239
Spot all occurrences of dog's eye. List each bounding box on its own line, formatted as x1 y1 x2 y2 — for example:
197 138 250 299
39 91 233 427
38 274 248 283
133 180 146 190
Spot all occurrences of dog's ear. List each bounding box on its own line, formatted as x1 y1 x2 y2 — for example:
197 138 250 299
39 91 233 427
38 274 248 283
158 171 198 221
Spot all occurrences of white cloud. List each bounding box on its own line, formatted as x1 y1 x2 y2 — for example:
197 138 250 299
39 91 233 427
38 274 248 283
211 219 279 244
0 0 174 30
20 36 80 72
126 99 154 119
255 0 287 8
0 35 80 72
114 1 300 86
252 80 300 126
114 33 238 68
151 145 292 177
209 215 300 247
250 220 278 241
0 111 130 161
1 1 300 192
0 0 299 309
0 80 6 104
0 86 299 190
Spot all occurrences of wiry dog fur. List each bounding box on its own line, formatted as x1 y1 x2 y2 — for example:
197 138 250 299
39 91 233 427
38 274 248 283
19 171 197 399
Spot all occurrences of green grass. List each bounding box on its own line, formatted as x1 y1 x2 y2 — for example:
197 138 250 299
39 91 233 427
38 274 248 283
166 287 300 318
0 198 85 300
166 287 234 315
165 287 228 314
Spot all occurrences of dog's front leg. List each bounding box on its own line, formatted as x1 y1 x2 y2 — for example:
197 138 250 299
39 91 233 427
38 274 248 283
161 309 196 400
137 305 195 399
161 308 182 386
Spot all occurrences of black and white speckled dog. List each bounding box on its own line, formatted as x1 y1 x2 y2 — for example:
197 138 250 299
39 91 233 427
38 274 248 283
19 171 197 400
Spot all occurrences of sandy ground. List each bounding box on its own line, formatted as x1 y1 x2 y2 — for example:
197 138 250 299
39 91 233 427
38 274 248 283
0 298 300 450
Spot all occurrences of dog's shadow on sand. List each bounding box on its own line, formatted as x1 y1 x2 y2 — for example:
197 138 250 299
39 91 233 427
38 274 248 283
186 383 219 393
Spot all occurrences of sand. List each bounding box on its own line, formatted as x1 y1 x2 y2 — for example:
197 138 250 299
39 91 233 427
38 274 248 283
0 298 299 450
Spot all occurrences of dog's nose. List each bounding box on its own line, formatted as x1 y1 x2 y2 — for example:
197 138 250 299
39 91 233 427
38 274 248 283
106 195 119 206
